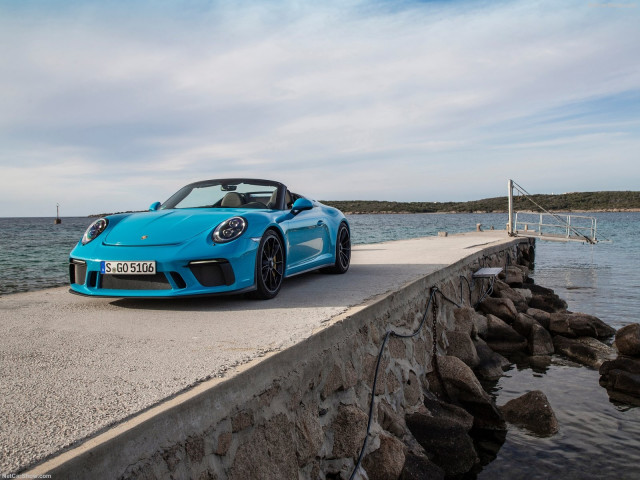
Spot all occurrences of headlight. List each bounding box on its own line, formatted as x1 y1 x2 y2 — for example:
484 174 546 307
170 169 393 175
82 218 108 245
213 217 247 243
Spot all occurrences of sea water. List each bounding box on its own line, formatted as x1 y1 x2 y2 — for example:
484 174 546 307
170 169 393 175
1 212 639 478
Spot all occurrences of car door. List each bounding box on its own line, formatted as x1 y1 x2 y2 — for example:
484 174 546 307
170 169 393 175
284 205 332 274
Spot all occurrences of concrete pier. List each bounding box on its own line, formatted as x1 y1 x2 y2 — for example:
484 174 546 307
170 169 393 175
0 231 530 477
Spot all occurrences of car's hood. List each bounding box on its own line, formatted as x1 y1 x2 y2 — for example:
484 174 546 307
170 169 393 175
103 210 237 246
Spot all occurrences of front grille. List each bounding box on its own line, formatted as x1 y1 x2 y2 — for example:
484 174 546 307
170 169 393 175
101 273 171 290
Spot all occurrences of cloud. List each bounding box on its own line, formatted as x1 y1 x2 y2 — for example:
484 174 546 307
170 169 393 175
0 0 639 216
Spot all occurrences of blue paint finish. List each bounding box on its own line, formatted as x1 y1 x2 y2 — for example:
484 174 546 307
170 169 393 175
69 179 349 298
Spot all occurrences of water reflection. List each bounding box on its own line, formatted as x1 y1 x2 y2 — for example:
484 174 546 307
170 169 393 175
477 357 640 479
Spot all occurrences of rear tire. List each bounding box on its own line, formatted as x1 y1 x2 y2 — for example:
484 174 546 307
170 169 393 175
252 230 285 299
326 222 351 274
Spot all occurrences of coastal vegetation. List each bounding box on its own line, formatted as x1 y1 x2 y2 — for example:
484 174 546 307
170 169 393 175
91 191 640 217
322 191 640 214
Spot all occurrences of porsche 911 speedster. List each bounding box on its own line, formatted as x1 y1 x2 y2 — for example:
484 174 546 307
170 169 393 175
69 179 351 299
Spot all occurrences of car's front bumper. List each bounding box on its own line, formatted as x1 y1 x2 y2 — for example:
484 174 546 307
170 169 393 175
68 238 260 297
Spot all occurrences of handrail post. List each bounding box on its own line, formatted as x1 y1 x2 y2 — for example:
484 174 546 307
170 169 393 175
508 179 514 235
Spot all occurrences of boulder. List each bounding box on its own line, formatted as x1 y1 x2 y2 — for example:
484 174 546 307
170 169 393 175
528 293 568 313
473 338 511 380
503 265 525 287
492 280 529 313
378 400 406 438
362 433 406 480
453 307 480 338
599 357 640 405
499 390 558 436
476 297 517 324
422 395 474 431
405 412 478 476
528 323 554 356
446 331 480 368
549 312 616 339
473 312 489 339
600 355 640 377
399 452 445 480
513 288 532 302
483 314 528 354
526 308 551 330
512 313 535 337
521 283 557 296
553 336 616 368
614 324 640 357
426 356 506 430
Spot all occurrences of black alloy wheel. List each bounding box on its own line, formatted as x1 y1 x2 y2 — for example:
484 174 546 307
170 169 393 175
254 230 284 299
327 222 351 274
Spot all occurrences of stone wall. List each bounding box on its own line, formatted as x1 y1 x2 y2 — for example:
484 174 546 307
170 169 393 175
39 238 534 480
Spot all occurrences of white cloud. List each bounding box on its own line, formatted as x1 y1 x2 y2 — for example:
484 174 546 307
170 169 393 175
0 0 639 216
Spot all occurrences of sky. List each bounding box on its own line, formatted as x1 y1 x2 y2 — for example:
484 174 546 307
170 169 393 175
1 0 639 217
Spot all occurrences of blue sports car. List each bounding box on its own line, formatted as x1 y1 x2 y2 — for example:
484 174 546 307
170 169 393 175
69 179 351 299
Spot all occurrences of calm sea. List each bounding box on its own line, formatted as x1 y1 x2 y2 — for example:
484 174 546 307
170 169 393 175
1 212 639 478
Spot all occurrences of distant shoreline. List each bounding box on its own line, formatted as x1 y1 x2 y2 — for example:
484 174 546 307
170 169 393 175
338 208 640 215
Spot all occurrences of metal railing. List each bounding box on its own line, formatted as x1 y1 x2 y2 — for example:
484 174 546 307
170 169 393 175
514 211 597 243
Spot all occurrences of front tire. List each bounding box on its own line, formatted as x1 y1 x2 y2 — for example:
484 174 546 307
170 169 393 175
326 222 351 274
252 230 285 299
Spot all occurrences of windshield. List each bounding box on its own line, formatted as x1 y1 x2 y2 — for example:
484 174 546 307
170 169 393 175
161 180 280 210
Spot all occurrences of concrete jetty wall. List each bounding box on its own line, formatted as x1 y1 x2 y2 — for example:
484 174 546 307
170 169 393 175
28 237 533 479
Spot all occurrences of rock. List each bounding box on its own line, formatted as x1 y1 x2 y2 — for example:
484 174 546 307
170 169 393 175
528 323 554 356
378 400 406 438
426 356 506 430
399 453 445 480
512 313 535 337
521 283 557 296
403 370 423 408
476 297 517 324
405 412 478 476
513 288 532 302
600 356 640 376
615 324 640 357
473 337 511 380
499 390 558 436
228 414 297 480
549 312 616 339
503 265 525 287
330 405 368 459
600 356 640 404
446 331 480 368
492 280 528 313
295 403 323 466
553 336 616 368
526 308 551 330
483 314 528 354
422 395 474 431
528 293 568 313
470 428 507 468
453 308 480 338
362 433 406 480
473 312 489 339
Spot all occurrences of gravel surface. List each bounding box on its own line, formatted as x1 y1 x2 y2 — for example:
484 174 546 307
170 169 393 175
0 232 509 473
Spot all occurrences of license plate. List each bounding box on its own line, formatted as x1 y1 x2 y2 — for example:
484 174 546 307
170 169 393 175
100 261 156 275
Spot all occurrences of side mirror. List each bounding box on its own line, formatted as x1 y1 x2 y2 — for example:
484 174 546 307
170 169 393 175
291 198 313 215
149 201 161 211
